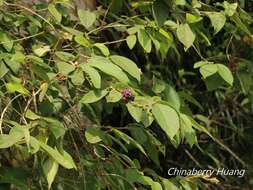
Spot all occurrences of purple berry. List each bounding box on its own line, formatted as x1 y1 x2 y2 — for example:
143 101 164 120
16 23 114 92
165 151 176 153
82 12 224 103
122 89 132 100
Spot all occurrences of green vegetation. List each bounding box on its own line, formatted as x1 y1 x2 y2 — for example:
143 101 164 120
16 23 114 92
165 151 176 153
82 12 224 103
0 0 252 189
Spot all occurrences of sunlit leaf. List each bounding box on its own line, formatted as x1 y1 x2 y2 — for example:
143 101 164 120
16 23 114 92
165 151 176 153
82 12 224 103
78 9 96 29
88 56 130 84
126 35 137 49
137 29 152 53
206 12 226 34
6 82 29 95
217 64 234 85
80 89 109 104
48 4 62 23
43 157 59 189
81 64 101 88
110 55 141 82
94 43 110 56
152 103 180 139
35 137 76 169
176 23 195 50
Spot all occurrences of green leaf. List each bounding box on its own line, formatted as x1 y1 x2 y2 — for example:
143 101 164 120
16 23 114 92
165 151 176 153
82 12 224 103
33 46 51 57
110 0 124 13
55 51 75 62
35 137 76 169
180 180 198 190
206 12 226 34
48 4 62 23
4 58 21 74
74 34 90 47
81 64 101 88
223 1 237 17
152 103 180 139
175 0 186 5
192 0 201 8
125 168 144 184
113 129 147 156
26 55 50 69
6 82 29 95
152 0 169 26
180 114 197 147
43 157 59 189
80 89 108 104
39 83 49 102
141 111 154 127
204 73 226 91
163 84 181 111
186 13 202 23
94 43 110 56
78 9 96 29
126 35 137 49
144 136 160 166
151 182 163 190
88 57 130 84
13 52 25 62
125 169 162 189
137 29 152 53
164 20 178 29
129 127 147 145
85 127 103 144
108 134 128 153
0 126 26 149
62 26 83 36
31 64 50 82
231 13 251 35
0 32 13 52
152 76 165 94
25 109 40 120
217 64 234 85
178 91 204 111
70 68 85 85
0 61 9 78
27 15 42 28
56 62 75 76
43 117 66 139
199 31 211 46
162 179 180 190
126 103 144 123
106 88 122 103
30 135 40 154
199 63 218 78
194 61 210 68
126 102 154 127
110 55 141 82
127 25 144 35
0 135 21 149
176 24 195 50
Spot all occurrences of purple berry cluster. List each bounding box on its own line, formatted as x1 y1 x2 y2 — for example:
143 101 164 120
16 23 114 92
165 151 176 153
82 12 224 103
122 88 132 100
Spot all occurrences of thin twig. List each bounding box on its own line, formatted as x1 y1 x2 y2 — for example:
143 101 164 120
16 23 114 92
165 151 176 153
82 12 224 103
87 24 130 35
192 45 206 60
0 32 44 45
184 149 202 167
102 39 126 45
0 94 22 134
225 34 235 61
22 89 41 125
214 138 246 167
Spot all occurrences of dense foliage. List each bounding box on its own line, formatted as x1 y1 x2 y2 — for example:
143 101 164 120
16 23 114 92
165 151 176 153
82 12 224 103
0 0 252 189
